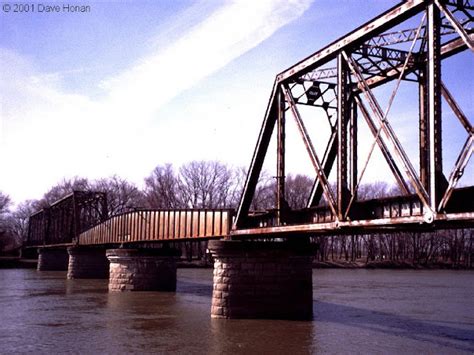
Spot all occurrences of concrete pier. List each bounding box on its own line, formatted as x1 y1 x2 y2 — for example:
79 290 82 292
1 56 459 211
106 248 179 292
208 240 314 320
67 246 109 279
37 248 69 271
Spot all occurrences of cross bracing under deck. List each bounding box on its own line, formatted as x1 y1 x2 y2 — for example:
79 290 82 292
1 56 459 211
233 0 474 237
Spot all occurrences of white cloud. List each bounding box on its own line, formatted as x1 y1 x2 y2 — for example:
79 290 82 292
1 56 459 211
101 0 313 119
0 0 313 203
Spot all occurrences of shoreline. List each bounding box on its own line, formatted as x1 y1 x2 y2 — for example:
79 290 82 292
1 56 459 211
313 260 473 270
0 257 471 270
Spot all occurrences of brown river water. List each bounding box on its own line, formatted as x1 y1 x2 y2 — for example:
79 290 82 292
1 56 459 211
0 268 473 354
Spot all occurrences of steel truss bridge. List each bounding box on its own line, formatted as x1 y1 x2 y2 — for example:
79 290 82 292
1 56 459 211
27 0 473 248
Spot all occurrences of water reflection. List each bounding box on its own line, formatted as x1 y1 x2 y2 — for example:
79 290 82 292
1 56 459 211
210 318 316 354
315 300 474 352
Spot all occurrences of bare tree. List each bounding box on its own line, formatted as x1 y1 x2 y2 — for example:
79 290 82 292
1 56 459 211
39 177 91 208
0 191 15 251
177 161 236 208
143 164 181 209
285 174 313 209
250 170 275 211
357 181 400 200
92 175 144 215
0 191 11 215
9 200 37 244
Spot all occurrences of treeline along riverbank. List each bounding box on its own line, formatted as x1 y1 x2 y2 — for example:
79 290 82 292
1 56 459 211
1 161 472 269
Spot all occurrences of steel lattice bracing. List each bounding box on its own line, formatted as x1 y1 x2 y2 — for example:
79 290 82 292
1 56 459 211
233 0 474 237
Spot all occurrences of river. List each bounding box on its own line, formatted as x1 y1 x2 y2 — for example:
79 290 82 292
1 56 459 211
0 268 473 354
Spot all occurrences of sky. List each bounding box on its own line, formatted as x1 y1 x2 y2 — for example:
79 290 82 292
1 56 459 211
1 0 472 205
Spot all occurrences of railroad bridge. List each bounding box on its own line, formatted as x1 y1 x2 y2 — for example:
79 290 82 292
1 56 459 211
25 0 473 320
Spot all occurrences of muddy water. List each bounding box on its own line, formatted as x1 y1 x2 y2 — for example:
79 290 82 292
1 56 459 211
1 268 473 354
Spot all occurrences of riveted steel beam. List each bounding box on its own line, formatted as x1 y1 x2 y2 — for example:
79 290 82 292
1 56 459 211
277 0 426 83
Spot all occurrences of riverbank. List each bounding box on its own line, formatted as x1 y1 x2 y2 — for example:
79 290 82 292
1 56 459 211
1 257 471 270
313 260 473 269
0 257 37 269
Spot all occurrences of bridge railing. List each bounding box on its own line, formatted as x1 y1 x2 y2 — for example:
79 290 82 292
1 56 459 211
78 209 234 245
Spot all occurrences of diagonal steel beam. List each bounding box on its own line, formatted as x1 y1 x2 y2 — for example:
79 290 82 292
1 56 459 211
435 0 474 51
277 0 426 83
342 51 432 213
363 32 474 90
439 135 473 210
441 82 473 133
438 81 473 210
234 80 279 229
307 128 337 208
354 95 411 195
283 84 338 217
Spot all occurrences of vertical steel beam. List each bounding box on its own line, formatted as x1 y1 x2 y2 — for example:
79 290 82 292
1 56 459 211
419 68 429 189
427 3 446 211
349 99 358 200
276 85 286 225
337 53 350 219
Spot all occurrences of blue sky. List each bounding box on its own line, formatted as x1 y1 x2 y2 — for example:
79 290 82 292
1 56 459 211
1 0 472 204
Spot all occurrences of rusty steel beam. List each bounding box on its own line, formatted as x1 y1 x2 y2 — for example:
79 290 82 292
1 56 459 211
436 0 474 51
337 53 350 220
354 96 410 195
234 81 279 229
306 129 337 208
361 32 474 90
343 51 432 213
234 0 473 231
349 100 358 199
276 86 286 225
438 82 474 210
439 135 474 210
230 212 474 238
441 82 473 133
277 0 426 83
283 84 338 216
426 3 447 211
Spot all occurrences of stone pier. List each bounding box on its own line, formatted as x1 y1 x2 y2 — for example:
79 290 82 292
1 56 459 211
106 248 179 292
67 247 109 279
37 248 69 271
208 240 314 320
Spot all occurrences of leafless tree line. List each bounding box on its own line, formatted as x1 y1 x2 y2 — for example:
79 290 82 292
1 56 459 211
0 160 472 267
312 229 473 268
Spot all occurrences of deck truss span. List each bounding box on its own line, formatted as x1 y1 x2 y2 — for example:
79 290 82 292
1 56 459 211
78 209 234 245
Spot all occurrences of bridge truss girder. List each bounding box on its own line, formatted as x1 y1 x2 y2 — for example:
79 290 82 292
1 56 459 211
234 0 473 235
26 191 108 247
